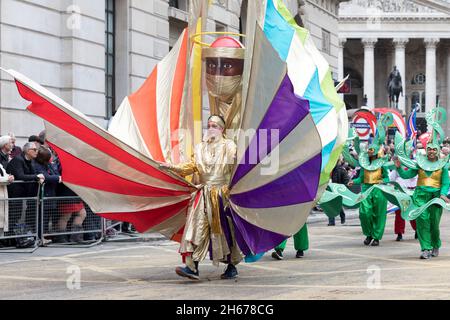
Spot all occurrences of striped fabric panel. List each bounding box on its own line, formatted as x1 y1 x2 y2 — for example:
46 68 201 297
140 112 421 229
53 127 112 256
263 0 295 61
230 199 314 236
155 29 187 162
9 69 195 239
229 24 322 248
264 0 347 183
231 113 322 194
109 29 189 164
108 97 152 158
285 35 316 97
98 199 192 235
170 30 188 164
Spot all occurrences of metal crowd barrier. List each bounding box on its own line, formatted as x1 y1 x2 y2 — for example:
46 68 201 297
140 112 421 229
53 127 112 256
41 196 104 248
0 182 143 252
0 181 40 252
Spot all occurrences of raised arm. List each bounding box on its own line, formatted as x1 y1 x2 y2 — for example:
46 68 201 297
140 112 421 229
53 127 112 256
350 169 363 186
394 158 418 180
169 162 198 177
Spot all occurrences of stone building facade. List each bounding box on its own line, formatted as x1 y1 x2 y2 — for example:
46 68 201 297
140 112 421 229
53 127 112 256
0 0 345 144
338 0 450 133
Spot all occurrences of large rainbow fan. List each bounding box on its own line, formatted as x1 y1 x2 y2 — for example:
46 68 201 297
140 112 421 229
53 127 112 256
225 0 348 254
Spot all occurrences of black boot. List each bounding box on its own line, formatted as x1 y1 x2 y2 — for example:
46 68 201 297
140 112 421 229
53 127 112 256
221 264 238 279
271 249 283 260
371 239 380 246
340 212 346 224
396 233 402 241
328 217 335 226
296 250 304 258
194 261 199 272
364 236 373 246
175 265 200 280
175 260 200 280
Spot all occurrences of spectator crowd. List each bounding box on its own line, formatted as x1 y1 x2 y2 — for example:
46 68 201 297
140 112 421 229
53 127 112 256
0 131 91 247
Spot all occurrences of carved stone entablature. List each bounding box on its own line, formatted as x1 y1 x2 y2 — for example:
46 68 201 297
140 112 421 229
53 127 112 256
340 0 439 14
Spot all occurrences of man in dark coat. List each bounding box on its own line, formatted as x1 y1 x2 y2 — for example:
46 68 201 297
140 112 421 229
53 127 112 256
6 142 45 231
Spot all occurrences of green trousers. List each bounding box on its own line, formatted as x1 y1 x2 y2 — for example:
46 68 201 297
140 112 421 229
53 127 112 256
413 189 442 251
276 224 309 252
359 186 387 240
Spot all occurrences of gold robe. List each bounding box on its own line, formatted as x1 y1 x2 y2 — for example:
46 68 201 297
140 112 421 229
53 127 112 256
170 136 242 268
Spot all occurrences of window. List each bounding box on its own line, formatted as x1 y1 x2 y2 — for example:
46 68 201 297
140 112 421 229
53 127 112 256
169 18 188 51
322 29 330 55
240 0 248 44
105 0 115 119
421 93 425 112
169 0 179 7
411 73 426 85
216 22 226 33
169 0 188 11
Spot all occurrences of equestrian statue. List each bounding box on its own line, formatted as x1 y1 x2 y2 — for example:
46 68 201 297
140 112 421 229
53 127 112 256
387 66 403 109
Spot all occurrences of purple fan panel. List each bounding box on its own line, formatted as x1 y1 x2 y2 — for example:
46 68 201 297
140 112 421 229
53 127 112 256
230 207 288 255
230 152 321 208
230 74 310 187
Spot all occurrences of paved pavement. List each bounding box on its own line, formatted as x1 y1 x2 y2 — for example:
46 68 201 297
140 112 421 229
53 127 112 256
1 210 450 300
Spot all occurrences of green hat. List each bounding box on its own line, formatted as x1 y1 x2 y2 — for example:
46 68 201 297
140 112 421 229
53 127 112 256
368 112 393 154
425 106 446 152
357 113 393 171
414 106 449 172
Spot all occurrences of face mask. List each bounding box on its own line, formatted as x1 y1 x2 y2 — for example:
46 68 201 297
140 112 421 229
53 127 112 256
206 74 242 101
203 128 223 142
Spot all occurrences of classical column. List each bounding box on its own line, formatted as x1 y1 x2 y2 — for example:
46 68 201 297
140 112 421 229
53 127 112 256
446 46 450 105
338 38 347 81
447 46 450 135
425 38 439 113
362 38 377 108
393 38 409 113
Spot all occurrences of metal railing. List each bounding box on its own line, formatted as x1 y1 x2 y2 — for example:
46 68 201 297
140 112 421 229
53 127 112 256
0 182 143 252
0 181 40 252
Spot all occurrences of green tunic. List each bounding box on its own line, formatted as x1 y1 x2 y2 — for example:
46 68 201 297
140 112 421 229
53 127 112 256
397 165 450 251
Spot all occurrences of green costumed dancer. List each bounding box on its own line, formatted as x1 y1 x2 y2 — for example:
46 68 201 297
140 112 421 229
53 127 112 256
395 107 450 259
347 113 393 246
271 224 309 260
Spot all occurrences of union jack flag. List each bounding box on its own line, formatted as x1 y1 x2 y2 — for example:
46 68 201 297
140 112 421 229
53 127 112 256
407 104 418 145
